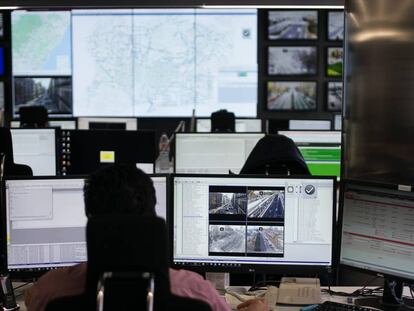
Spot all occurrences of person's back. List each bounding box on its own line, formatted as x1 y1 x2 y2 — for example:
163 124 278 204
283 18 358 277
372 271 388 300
25 165 236 311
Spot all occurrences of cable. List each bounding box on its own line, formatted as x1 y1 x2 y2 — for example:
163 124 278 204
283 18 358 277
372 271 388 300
13 282 32 291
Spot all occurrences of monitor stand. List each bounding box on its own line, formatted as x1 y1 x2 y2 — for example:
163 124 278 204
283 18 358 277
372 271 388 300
355 279 414 311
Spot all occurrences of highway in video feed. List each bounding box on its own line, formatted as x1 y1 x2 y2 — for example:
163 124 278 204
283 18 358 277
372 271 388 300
269 21 307 39
209 225 245 253
248 192 284 218
247 226 283 253
268 86 315 110
209 193 246 215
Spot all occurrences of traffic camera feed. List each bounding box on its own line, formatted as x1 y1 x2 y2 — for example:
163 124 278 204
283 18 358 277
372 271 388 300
208 185 285 257
268 11 318 40
267 81 316 111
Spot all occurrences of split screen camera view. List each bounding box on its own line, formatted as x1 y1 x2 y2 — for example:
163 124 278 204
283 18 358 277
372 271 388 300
208 186 285 257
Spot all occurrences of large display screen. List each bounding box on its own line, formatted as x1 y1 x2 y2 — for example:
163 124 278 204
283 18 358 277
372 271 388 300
12 9 257 117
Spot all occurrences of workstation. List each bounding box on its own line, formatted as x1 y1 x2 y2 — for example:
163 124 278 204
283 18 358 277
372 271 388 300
0 0 413 310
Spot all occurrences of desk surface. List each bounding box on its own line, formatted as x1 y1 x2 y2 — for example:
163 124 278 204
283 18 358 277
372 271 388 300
13 285 413 311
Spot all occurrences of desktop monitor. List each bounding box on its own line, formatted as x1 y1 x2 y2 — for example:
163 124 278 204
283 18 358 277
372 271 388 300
175 133 265 174
10 128 58 176
196 118 263 133
10 120 77 130
288 120 332 131
171 174 336 274
278 131 341 177
62 130 156 175
339 180 414 309
77 117 138 130
2 175 169 276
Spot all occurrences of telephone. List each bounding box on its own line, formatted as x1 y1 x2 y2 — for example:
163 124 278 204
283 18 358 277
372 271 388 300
277 277 321 305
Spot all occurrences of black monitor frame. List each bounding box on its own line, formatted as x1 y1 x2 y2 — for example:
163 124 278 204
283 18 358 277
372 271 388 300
169 173 337 276
63 129 156 175
10 127 62 176
1 173 171 280
337 179 414 284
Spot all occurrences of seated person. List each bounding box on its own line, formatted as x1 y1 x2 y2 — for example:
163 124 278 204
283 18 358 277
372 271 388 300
25 165 268 311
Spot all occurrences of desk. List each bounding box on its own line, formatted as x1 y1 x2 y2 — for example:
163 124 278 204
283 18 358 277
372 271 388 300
226 287 413 311
11 285 413 311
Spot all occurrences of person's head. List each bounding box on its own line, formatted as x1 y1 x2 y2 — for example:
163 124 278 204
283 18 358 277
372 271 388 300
84 164 156 218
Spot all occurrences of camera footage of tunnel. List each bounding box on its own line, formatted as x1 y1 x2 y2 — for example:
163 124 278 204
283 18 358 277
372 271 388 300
208 186 285 257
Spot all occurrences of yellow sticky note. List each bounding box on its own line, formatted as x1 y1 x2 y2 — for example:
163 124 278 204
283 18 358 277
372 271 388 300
100 151 115 163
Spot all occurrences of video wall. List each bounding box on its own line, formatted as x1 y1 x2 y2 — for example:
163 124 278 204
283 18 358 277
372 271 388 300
259 10 344 116
10 9 344 118
11 9 257 117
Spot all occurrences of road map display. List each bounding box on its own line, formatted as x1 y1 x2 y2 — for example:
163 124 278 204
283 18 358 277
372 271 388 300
12 9 257 117
12 11 72 76
72 9 257 117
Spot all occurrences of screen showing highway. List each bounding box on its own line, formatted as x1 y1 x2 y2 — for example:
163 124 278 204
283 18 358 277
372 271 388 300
173 176 335 269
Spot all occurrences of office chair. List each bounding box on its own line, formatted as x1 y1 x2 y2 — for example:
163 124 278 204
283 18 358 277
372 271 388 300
0 128 33 177
211 109 235 132
19 105 48 128
240 134 310 175
46 216 211 311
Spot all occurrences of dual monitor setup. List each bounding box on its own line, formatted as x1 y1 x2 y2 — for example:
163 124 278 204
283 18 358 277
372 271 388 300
2 174 414 308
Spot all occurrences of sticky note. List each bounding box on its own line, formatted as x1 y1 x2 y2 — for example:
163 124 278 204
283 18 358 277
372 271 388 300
100 151 115 163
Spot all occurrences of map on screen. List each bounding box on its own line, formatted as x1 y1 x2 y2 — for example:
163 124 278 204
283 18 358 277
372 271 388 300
12 11 72 76
72 9 257 117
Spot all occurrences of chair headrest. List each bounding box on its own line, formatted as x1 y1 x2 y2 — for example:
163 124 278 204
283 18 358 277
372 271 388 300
19 106 48 127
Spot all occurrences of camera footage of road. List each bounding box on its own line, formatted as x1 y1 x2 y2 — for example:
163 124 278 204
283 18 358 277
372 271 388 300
209 225 245 253
248 191 284 218
268 86 315 110
209 193 246 215
247 226 283 253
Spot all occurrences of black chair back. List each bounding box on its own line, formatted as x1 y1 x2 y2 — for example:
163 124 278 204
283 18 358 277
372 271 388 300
0 127 33 177
240 134 310 175
19 106 48 128
211 109 235 132
86 215 169 311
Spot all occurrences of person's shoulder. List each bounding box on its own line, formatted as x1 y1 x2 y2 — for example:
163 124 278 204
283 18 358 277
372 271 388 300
39 263 87 283
169 268 205 283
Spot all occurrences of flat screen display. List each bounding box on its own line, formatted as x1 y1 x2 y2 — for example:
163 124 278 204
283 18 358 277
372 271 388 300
267 81 317 111
268 11 318 40
14 77 72 115
268 47 317 75
173 175 335 271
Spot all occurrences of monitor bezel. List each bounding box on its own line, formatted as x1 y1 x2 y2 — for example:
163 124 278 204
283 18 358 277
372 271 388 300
169 173 337 275
195 118 264 133
173 132 266 174
9 127 61 176
1 173 170 280
338 179 414 283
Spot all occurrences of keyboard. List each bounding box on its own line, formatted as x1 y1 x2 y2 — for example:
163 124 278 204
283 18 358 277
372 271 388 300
314 301 377 311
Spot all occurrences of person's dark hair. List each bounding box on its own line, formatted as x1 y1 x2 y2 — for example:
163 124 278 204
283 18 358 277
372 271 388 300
84 164 156 217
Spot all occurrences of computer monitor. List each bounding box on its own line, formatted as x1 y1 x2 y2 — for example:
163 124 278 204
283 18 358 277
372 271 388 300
2 175 169 276
171 174 336 274
62 130 156 175
278 131 341 177
10 120 77 130
175 133 265 174
334 114 342 130
289 120 332 131
339 180 414 309
77 117 138 130
10 128 58 176
196 118 263 133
